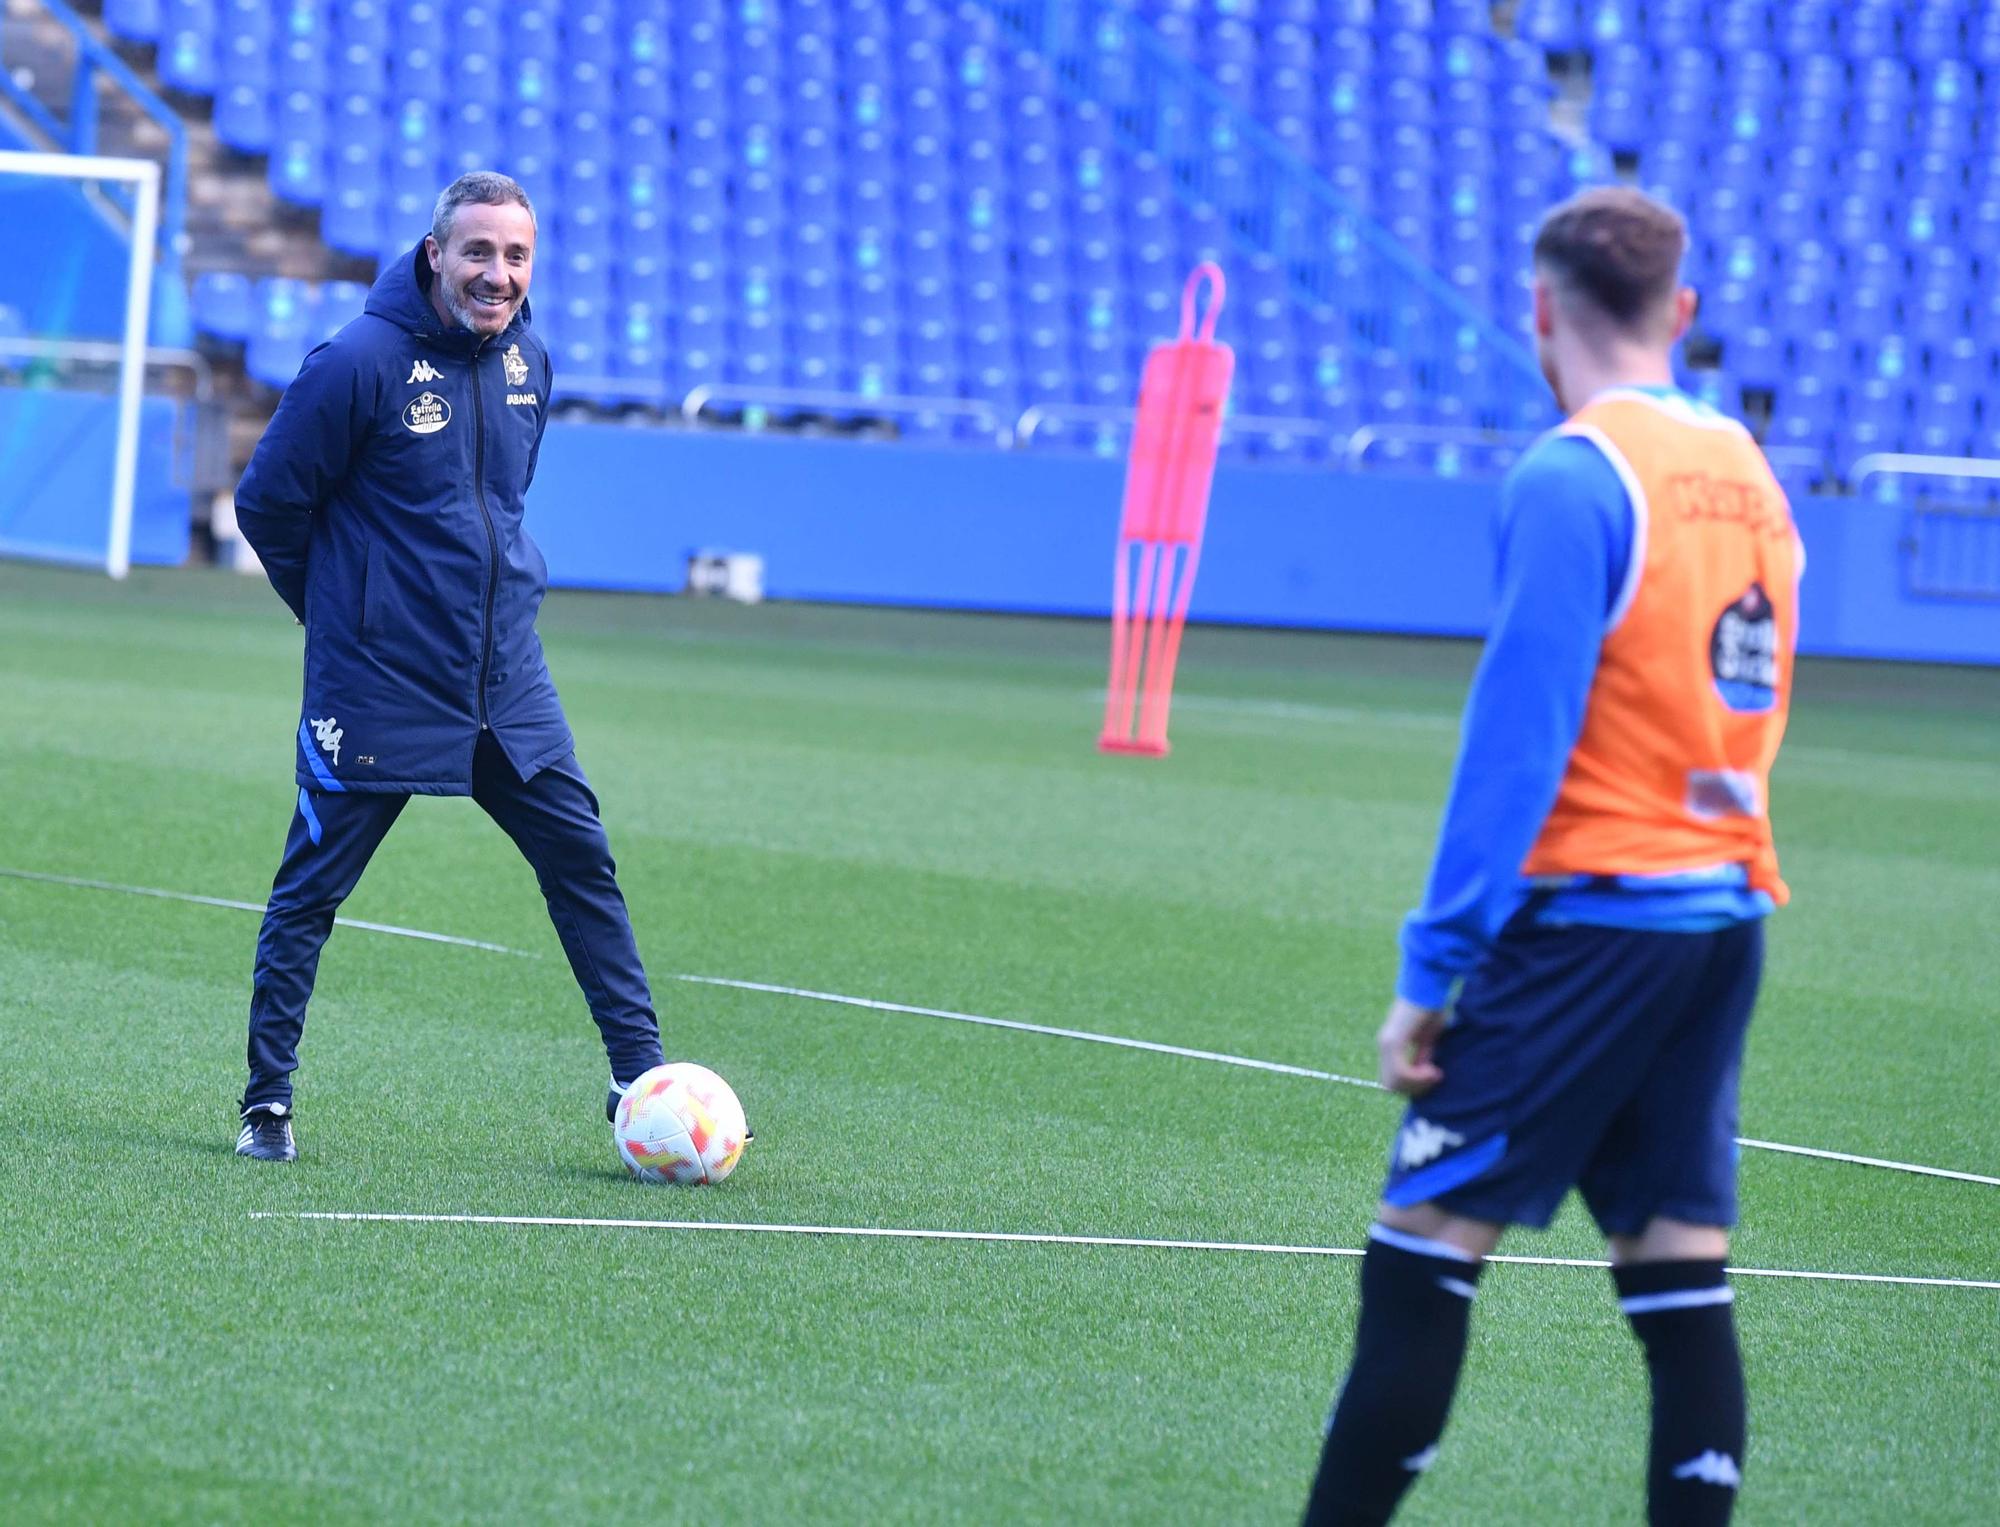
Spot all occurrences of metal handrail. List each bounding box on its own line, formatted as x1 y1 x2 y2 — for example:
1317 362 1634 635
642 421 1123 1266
609 379 1535 473
549 372 672 405
1014 401 1339 446
3 0 189 274
0 336 212 400
1342 423 1544 470
680 382 1011 430
1849 452 2000 490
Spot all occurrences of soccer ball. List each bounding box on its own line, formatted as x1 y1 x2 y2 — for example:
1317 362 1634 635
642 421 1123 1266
613 1063 749 1184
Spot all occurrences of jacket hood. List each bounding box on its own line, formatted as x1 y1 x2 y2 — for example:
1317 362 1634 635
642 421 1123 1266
365 241 534 349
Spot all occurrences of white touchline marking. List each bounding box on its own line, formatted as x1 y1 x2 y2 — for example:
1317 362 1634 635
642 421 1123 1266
1732 1138 2000 1187
9 866 1996 1189
0 867 536 957
666 974 2000 1188
666 973 1381 1090
250 1213 2000 1292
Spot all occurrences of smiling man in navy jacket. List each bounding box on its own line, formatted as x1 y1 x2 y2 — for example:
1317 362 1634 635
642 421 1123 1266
230 172 666 1161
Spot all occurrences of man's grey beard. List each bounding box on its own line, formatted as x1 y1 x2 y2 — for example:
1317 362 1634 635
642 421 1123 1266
444 279 519 331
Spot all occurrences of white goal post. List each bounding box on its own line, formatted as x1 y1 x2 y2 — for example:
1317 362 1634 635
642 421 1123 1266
0 148 158 580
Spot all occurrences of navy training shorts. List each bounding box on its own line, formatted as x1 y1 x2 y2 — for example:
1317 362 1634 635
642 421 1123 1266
1380 914 1765 1237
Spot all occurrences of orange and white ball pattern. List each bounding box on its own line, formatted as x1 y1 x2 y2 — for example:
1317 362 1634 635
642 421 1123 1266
613 1063 749 1185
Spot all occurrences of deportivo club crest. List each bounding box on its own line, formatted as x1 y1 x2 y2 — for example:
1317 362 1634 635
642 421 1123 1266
403 391 450 435
502 343 529 387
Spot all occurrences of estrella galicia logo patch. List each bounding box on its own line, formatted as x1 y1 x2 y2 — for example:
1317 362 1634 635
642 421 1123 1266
403 391 451 435
1710 582 1778 713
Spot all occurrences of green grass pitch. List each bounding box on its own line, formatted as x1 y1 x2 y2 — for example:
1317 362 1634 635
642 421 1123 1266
1 559 1995 1523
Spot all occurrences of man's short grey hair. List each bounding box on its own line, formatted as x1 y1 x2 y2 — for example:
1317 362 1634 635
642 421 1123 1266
430 171 536 248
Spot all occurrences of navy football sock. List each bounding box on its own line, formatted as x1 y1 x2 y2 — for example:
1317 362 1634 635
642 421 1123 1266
1613 1259 1746 1526
1302 1226 1485 1526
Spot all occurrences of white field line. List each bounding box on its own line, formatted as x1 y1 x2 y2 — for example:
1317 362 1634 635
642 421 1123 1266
0 867 538 956
1732 1138 2000 1187
669 974 2000 1188
667 973 1381 1090
9 866 1996 1189
251 1212 2000 1293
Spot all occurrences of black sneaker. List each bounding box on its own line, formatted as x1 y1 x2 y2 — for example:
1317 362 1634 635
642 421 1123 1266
236 1103 297 1162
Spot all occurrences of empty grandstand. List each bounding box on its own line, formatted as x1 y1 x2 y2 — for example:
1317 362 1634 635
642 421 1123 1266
3 0 1997 549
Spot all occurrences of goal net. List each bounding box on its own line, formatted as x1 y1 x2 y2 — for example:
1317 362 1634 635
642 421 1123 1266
0 149 159 578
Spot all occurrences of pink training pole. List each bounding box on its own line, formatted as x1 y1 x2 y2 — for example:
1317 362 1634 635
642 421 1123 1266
1099 263 1234 757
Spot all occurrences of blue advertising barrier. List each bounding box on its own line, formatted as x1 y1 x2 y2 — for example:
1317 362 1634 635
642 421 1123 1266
529 424 1998 667
0 390 190 568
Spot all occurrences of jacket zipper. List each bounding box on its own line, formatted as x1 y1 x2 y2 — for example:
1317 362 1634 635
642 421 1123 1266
471 339 499 730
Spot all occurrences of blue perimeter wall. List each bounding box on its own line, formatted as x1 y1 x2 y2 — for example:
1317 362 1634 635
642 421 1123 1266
0 391 189 567
0 119 131 341
529 424 2000 666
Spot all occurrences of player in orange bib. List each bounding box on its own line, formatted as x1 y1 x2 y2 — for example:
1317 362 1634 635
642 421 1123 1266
1303 189 1801 1526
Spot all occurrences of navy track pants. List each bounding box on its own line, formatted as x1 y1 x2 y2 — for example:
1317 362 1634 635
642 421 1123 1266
242 732 666 1109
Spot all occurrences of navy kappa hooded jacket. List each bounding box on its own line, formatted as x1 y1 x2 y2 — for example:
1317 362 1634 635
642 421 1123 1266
235 242 572 795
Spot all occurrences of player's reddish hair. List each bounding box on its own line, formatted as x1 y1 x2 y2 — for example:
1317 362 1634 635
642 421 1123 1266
1533 187 1687 330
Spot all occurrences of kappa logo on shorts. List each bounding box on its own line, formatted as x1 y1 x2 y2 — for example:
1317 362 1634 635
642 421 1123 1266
1395 1116 1466 1171
403 391 451 435
406 358 443 384
502 342 529 386
308 715 343 767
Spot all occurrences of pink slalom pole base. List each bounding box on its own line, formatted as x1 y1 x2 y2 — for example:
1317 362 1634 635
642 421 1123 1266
1097 735 1171 758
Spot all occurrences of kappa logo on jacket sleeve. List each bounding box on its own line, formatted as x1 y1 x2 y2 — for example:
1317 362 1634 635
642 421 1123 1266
406 358 443 384
403 392 451 435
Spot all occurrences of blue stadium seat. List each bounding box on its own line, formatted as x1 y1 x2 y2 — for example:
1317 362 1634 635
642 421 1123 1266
213 81 272 154
217 25 271 91
104 0 163 41
1836 3 1901 58
191 269 253 342
499 104 557 187
315 280 367 343
267 90 326 204
1773 0 1837 56
159 1 219 94
1699 0 1761 50
321 182 381 258
440 101 502 179
335 0 389 50
1931 336 1990 393
272 34 326 97
224 0 277 42
245 277 316 387
1841 375 1908 458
